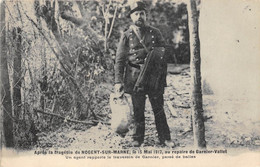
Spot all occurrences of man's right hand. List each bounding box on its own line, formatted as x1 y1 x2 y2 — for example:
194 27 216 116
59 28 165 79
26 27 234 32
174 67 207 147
114 83 124 97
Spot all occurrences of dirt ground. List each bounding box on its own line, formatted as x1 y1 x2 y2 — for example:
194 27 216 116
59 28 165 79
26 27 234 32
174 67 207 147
35 64 260 151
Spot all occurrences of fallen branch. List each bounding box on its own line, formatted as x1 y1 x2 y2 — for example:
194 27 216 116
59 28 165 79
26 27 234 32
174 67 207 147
173 104 191 109
34 109 96 125
166 101 178 118
173 90 189 96
181 129 193 136
168 71 181 75
181 66 190 71
34 109 111 126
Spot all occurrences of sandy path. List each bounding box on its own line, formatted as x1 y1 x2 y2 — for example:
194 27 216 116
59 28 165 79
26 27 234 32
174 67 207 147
36 65 260 151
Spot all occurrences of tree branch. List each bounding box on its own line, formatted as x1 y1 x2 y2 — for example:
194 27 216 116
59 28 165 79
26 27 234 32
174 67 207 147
58 1 104 42
24 13 97 119
60 10 84 26
76 1 87 18
107 6 118 40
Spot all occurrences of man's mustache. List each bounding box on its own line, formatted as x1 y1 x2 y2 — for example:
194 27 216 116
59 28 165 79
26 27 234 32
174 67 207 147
136 19 144 23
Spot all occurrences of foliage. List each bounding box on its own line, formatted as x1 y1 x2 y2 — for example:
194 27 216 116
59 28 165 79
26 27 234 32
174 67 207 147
149 1 190 63
3 0 190 149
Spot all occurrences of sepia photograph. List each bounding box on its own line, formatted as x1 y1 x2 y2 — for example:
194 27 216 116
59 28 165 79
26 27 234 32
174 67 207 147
0 0 260 166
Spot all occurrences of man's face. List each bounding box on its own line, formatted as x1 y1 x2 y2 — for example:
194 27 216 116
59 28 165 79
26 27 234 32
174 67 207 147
130 10 147 27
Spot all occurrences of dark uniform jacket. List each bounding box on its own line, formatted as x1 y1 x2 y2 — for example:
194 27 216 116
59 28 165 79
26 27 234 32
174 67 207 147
115 25 167 94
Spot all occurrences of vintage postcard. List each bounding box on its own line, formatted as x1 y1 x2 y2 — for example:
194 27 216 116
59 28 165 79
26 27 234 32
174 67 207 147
1 0 260 166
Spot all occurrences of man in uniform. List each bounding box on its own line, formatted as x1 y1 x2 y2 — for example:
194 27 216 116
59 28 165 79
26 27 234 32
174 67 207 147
114 1 174 147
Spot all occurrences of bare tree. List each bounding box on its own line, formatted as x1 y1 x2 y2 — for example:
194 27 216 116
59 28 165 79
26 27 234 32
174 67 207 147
1 1 14 147
12 27 22 119
187 0 206 148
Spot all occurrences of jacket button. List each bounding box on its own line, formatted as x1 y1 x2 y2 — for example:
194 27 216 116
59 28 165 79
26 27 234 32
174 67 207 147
134 53 137 56
152 41 155 43
136 58 139 60
152 35 154 38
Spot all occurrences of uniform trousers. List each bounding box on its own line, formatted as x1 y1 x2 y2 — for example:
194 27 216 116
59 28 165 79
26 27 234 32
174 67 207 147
131 92 171 144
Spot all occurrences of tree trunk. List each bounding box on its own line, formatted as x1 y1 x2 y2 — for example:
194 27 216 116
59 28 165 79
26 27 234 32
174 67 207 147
0 1 14 147
13 27 22 119
34 3 47 111
187 0 206 148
